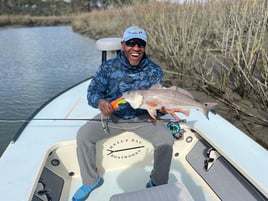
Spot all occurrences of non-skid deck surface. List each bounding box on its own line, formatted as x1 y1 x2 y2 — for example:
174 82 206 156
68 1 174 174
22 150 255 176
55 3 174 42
109 182 194 201
69 162 216 201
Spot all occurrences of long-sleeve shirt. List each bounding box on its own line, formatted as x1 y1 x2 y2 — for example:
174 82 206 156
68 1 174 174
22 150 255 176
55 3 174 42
87 51 163 120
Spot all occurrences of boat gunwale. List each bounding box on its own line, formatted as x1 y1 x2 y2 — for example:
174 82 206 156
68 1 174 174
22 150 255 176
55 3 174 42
12 76 93 143
2 76 267 200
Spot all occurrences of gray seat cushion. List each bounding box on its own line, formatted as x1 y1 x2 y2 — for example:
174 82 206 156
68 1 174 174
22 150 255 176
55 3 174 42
109 182 194 201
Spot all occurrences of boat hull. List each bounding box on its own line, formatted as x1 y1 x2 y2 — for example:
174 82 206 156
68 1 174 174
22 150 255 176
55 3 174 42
0 79 267 201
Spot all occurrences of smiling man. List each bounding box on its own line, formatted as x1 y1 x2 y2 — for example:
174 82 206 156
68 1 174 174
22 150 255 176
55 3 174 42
72 26 183 201
121 27 147 66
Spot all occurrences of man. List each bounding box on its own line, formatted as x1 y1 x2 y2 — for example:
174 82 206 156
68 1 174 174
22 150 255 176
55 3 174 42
73 26 184 201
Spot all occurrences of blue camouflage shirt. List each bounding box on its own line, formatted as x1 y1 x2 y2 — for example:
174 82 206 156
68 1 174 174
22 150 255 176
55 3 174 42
87 51 163 119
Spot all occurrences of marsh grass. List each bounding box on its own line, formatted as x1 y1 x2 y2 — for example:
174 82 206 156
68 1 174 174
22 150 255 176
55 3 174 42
1 0 267 142
73 0 268 126
0 15 72 26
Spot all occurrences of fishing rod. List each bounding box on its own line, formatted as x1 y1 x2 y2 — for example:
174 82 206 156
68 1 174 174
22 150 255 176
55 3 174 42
0 118 186 123
6 117 186 143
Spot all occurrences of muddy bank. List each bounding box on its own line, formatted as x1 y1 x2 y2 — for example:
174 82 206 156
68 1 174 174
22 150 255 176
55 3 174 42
190 89 268 150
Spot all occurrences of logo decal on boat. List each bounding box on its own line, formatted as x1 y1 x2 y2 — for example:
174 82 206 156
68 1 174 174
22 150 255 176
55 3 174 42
106 138 145 159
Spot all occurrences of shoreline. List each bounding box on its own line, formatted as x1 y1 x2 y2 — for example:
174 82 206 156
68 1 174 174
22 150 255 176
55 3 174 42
1 9 267 150
0 15 72 27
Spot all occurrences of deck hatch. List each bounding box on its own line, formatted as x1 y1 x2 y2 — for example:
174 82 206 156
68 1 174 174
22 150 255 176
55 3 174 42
186 140 267 201
32 167 64 201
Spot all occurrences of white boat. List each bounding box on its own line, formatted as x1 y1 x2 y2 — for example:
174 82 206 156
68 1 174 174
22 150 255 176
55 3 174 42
0 38 267 201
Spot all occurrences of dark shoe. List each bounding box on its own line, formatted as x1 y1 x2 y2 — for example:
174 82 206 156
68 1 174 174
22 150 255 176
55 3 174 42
146 180 156 188
72 177 103 201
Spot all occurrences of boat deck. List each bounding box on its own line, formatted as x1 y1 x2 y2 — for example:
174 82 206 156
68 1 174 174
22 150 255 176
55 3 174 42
0 79 267 201
35 126 219 201
34 124 267 201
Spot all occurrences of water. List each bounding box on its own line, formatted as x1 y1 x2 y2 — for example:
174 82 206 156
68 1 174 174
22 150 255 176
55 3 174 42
0 26 101 156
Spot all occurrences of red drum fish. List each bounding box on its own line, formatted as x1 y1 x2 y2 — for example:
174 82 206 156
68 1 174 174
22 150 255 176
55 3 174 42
122 85 217 120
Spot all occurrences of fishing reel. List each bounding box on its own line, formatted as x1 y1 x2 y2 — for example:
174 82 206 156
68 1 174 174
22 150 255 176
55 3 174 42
167 122 184 139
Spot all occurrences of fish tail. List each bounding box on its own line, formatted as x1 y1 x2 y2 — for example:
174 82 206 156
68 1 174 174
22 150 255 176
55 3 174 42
203 102 217 119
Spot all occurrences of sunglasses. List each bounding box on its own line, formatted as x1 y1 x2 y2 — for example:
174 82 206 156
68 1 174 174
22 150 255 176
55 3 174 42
125 39 146 48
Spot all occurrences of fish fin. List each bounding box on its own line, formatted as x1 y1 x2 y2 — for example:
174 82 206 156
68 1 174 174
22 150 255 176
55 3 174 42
125 94 143 109
167 86 194 98
175 87 194 98
147 109 157 119
150 83 163 89
203 102 217 119
179 109 190 116
169 86 177 90
170 113 180 121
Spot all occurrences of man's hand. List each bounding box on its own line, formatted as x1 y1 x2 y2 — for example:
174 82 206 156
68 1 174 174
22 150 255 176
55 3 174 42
98 99 114 117
160 107 190 121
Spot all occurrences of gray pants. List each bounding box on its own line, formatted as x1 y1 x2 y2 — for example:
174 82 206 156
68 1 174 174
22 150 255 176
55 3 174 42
76 113 174 186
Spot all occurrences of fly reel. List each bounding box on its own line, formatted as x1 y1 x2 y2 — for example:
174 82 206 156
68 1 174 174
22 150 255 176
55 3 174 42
167 122 184 139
